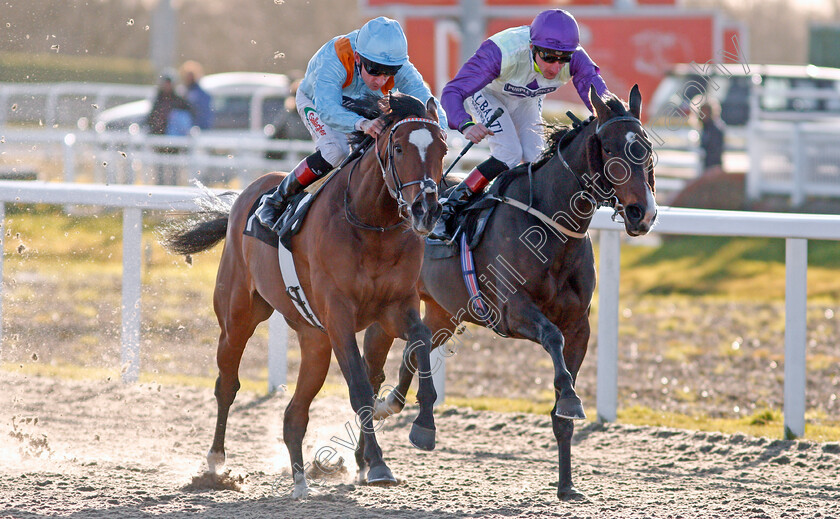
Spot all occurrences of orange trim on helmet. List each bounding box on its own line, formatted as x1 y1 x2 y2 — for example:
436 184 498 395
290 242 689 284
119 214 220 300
334 37 395 95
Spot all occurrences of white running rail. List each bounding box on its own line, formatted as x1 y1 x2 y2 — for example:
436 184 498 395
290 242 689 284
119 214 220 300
2 181 840 438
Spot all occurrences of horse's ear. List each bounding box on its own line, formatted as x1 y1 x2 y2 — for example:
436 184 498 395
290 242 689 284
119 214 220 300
586 134 604 177
426 97 439 123
629 84 642 120
589 85 609 120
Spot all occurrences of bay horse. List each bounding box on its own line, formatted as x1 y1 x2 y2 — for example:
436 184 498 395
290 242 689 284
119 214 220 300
160 93 448 498
362 85 657 500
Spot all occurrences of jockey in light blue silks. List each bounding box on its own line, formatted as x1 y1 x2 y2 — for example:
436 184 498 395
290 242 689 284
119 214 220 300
430 9 609 241
257 16 447 232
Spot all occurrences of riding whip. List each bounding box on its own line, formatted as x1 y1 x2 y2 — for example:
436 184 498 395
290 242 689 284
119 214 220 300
442 107 505 178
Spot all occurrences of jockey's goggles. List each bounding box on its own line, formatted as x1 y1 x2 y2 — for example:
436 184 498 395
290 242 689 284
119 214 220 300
533 46 574 64
360 56 402 77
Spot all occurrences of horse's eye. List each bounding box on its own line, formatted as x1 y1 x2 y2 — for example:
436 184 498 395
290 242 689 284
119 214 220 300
394 144 403 153
603 147 613 156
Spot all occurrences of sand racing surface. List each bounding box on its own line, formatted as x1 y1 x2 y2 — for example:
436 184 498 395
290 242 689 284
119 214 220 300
2 370 840 519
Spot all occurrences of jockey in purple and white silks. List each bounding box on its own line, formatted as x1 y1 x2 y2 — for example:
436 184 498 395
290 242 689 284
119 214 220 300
430 9 609 241
256 16 446 232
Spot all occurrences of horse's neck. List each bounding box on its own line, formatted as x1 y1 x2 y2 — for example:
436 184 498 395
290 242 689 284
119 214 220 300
524 128 597 237
346 150 402 228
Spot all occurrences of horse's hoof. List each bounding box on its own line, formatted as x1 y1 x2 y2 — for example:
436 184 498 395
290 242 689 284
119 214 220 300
365 464 397 486
557 485 588 501
356 466 369 486
206 449 226 474
408 423 436 451
373 394 402 420
555 397 586 420
291 472 310 499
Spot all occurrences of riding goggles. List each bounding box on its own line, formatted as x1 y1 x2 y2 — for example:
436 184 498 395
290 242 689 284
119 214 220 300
360 56 402 77
533 46 574 64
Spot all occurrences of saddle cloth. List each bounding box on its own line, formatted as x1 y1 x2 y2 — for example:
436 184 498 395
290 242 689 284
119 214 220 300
425 182 503 260
243 184 325 331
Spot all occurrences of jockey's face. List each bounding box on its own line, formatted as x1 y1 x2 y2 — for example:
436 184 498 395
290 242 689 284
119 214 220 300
356 53 391 92
532 45 566 80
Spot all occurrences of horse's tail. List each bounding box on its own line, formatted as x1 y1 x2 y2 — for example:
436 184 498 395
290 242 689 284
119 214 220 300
159 191 238 256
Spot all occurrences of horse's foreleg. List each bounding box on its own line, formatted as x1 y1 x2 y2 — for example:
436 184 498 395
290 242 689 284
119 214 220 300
511 305 584 420
284 329 332 499
356 323 394 481
554 315 590 500
402 312 437 451
327 313 395 486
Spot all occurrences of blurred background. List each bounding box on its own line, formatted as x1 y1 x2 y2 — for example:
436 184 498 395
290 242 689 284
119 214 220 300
1 0 840 210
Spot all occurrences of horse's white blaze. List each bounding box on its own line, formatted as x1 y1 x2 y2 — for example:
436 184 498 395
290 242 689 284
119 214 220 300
409 128 433 163
625 131 636 145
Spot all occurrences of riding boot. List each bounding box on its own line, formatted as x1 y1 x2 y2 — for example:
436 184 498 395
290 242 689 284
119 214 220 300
256 153 328 232
428 167 490 241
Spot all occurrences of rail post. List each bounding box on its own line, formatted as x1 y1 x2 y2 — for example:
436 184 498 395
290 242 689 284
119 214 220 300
784 237 807 438
121 207 142 383
596 229 621 422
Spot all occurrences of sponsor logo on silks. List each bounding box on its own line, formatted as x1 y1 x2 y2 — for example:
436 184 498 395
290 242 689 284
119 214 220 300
304 107 327 136
503 83 558 98
470 94 504 134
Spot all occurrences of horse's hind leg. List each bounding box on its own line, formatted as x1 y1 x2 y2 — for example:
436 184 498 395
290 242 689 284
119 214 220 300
207 283 272 473
362 324 401 421
390 296 456 414
284 328 331 499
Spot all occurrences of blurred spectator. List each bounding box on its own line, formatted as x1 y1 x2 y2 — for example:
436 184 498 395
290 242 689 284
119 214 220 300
147 72 193 136
266 78 309 160
147 72 193 184
696 97 726 176
180 60 214 130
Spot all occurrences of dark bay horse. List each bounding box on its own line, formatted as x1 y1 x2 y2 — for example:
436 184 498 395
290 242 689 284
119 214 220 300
362 85 657 500
160 93 448 498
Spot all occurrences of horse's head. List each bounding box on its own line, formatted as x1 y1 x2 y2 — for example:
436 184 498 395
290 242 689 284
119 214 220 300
373 94 448 235
586 85 657 236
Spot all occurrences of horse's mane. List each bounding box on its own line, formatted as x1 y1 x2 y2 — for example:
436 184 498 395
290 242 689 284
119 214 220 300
488 92 628 195
344 93 428 146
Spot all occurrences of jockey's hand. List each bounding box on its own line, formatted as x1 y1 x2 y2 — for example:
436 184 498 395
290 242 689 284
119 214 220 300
359 118 385 137
463 123 493 144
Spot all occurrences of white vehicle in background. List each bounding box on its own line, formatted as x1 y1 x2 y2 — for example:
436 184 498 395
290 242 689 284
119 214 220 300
647 63 840 150
94 72 291 136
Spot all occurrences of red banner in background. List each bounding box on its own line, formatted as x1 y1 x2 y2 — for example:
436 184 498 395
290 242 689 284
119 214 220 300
485 15 715 116
362 2 736 120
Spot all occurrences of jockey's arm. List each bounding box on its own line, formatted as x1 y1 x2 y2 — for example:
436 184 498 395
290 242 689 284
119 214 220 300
569 48 609 113
311 53 368 135
440 40 502 132
393 61 448 129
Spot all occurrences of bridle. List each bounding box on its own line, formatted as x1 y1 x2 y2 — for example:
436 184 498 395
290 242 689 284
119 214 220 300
375 117 442 213
592 114 653 223
345 116 443 232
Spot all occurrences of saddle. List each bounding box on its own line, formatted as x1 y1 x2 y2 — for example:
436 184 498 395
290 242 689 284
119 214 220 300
244 175 333 250
425 174 514 260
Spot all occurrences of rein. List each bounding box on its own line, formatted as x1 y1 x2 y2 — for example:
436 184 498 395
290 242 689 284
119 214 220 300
344 116 442 232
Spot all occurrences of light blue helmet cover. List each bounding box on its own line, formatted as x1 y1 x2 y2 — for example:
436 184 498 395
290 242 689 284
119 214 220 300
356 16 408 66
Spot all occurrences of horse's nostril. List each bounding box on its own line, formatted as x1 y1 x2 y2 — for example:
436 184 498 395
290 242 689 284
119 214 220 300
411 201 425 219
625 204 644 223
